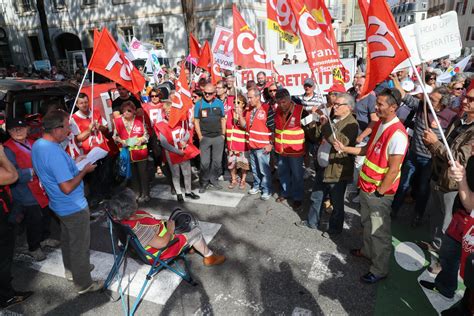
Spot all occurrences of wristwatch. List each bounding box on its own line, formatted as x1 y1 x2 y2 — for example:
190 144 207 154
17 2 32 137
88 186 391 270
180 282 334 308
374 190 384 198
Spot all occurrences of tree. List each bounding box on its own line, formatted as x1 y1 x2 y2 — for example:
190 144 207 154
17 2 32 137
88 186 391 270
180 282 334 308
181 0 196 51
36 0 56 65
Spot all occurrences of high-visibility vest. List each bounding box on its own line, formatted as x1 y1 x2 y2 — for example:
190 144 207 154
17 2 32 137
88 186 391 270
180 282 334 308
121 210 187 264
274 104 305 157
4 138 49 208
358 118 408 195
114 116 148 162
246 103 272 150
226 109 248 152
72 111 109 155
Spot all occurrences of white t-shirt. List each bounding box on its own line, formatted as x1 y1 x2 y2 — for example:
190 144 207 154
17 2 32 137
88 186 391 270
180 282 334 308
372 117 408 155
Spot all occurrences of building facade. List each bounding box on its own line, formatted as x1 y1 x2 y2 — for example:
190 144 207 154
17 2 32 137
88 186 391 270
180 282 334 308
391 1 429 28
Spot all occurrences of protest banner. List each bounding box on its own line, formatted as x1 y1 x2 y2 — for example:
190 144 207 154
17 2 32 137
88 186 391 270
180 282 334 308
414 11 462 62
394 24 422 72
235 58 356 96
211 26 235 71
436 54 472 84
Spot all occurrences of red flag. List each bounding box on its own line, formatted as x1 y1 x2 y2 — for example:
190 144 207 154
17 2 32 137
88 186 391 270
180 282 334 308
310 0 340 56
289 0 343 76
169 63 193 128
267 0 299 45
93 29 101 52
360 0 410 96
189 33 201 65
88 28 145 94
233 4 272 70
358 0 370 24
210 53 222 85
197 41 212 73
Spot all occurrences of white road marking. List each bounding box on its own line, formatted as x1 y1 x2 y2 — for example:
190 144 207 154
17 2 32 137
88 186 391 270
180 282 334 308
394 242 427 271
308 251 346 281
292 307 313 316
150 184 245 208
16 220 221 305
417 269 464 313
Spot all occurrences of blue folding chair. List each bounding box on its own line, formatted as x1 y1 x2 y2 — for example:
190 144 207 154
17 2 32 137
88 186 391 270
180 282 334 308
102 209 197 316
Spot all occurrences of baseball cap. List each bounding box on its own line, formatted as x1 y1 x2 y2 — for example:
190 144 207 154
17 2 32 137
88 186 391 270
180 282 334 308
304 78 315 87
6 117 28 130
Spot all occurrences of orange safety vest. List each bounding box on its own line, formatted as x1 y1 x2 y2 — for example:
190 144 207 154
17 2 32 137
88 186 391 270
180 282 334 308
358 118 408 195
274 104 305 157
246 103 272 150
4 138 49 208
226 109 248 152
121 210 187 264
72 111 110 155
114 116 148 162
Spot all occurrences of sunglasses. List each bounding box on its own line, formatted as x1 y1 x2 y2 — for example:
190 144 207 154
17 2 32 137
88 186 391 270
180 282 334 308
204 92 215 96
234 100 244 105
454 87 463 91
150 95 159 98
429 77 436 80
333 102 348 107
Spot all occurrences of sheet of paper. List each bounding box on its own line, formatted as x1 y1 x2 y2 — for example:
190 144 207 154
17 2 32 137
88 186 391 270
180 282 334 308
76 147 108 171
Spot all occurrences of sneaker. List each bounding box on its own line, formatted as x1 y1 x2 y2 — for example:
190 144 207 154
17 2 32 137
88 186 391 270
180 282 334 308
248 188 261 195
419 280 454 299
360 272 387 284
185 192 200 200
40 238 60 249
260 193 271 200
0 291 34 308
77 280 104 295
66 264 95 281
28 248 46 261
217 175 224 181
203 254 226 266
294 220 317 230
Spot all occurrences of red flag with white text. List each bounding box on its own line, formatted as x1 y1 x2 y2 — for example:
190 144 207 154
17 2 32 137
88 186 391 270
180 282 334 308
233 4 272 70
169 63 193 128
360 0 410 96
267 0 299 45
88 28 145 94
289 0 343 76
210 53 222 85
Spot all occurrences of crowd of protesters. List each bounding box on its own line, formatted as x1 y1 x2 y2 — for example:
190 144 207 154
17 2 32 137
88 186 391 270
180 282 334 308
1 54 474 314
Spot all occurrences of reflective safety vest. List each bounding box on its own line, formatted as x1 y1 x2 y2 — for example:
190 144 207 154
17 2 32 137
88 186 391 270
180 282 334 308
226 109 248 152
274 104 305 157
114 116 148 162
4 138 49 208
358 118 408 195
72 111 109 155
246 104 272 150
120 210 187 264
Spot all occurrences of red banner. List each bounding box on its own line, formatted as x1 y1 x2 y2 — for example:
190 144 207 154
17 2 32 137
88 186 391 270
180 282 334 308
289 0 343 76
169 63 193 128
360 0 410 96
233 4 272 70
88 28 145 94
267 0 299 44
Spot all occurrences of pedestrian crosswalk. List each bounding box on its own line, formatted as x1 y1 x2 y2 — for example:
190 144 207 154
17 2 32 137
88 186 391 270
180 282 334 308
16 218 222 305
150 184 245 208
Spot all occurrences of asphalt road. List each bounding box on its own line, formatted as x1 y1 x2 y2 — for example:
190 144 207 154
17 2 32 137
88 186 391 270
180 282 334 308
3 171 421 316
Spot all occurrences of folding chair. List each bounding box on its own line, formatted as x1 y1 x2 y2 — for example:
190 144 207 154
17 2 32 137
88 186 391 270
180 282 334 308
102 209 197 316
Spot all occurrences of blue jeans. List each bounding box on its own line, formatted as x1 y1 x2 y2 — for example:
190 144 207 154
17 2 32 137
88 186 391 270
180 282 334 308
307 171 348 232
392 150 432 216
249 148 273 195
435 234 461 298
277 155 304 201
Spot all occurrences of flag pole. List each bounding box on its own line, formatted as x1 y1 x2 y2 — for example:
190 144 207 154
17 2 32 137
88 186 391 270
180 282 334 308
91 71 95 121
312 70 338 142
422 63 429 130
69 67 90 120
408 57 456 165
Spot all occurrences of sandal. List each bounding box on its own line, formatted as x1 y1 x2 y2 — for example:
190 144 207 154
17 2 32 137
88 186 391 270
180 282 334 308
228 179 238 189
239 180 246 190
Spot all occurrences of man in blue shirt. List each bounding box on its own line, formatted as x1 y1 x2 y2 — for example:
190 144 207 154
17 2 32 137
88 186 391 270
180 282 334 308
194 83 226 193
32 109 103 294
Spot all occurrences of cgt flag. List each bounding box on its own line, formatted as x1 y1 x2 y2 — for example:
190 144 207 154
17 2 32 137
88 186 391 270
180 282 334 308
89 28 145 94
233 4 272 70
267 0 299 45
188 33 201 66
289 0 343 76
169 63 193 128
197 40 212 73
360 0 410 96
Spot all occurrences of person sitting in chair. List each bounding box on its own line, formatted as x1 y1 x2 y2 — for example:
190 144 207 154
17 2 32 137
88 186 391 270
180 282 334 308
106 188 225 266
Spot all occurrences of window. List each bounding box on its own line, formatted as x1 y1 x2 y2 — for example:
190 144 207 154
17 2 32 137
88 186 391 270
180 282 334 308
456 2 464 14
149 23 165 48
82 0 96 5
256 19 266 51
121 27 134 43
409 14 415 22
18 0 33 13
87 29 95 48
466 27 474 41
52 0 66 9
341 4 346 18
198 19 213 44
28 36 42 60
295 38 302 51
422 13 426 20
278 33 285 51
112 0 129 4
